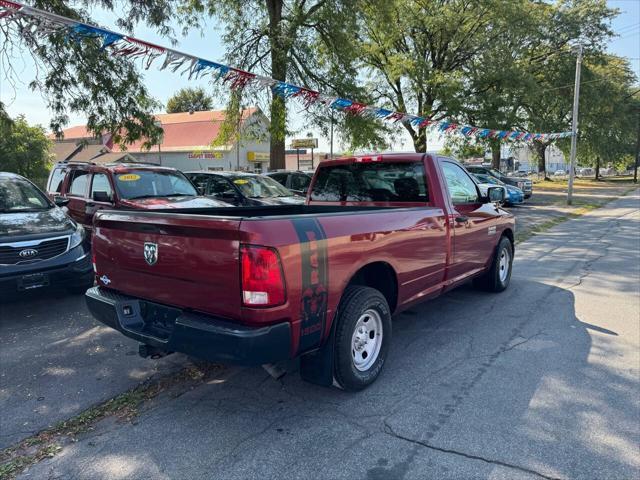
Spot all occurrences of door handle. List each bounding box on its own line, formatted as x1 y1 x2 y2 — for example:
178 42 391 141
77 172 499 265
455 216 469 223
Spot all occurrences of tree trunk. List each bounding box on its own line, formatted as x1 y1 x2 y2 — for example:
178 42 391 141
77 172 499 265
411 127 427 153
595 156 600 180
267 0 286 171
534 141 547 179
491 141 501 170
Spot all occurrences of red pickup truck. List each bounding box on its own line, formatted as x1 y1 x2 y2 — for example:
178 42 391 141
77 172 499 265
86 154 514 390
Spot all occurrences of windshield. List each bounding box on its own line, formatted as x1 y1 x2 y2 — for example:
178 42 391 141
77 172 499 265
230 175 294 198
0 177 51 213
475 174 504 185
114 170 198 200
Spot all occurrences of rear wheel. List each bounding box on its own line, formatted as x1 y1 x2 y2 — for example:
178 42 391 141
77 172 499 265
473 236 513 292
333 286 391 391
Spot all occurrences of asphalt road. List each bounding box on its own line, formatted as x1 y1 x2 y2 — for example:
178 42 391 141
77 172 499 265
0 290 185 449
4 191 640 479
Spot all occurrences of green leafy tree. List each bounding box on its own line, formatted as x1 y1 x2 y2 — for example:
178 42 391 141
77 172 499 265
183 0 383 168
0 108 53 184
356 0 527 153
0 1 180 148
166 87 214 113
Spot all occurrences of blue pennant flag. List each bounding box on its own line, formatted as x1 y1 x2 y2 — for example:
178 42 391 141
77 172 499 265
72 24 123 48
373 108 392 118
331 98 353 110
272 82 301 98
194 59 229 78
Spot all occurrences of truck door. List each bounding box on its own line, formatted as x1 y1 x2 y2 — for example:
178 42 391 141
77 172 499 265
65 169 91 226
85 173 115 232
440 161 497 282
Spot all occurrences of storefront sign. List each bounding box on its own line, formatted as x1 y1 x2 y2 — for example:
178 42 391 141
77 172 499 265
291 138 318 149
247 151 270 162
188 151 224 159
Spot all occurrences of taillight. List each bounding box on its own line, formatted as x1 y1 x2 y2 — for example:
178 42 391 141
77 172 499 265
240 245 286 307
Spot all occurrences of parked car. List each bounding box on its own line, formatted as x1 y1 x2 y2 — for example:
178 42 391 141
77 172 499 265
86 153 513 391
471 173 524 206
577 167 594 177
0 172 93 295
465 165 533 199
46 162 231 232
184 171 305 206
265 170 313 195
553 169 566 177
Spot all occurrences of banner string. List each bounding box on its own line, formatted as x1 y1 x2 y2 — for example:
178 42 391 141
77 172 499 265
0 0 573 142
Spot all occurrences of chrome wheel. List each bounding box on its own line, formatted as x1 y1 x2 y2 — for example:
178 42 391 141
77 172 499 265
351 309 383 372
498 247 511 282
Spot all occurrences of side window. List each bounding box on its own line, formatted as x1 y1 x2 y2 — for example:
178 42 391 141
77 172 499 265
48 168 67 193
90 173 113 199
208 177 236 196
291 174 311 192
188 174 208 194
442 162 479 205
68 171 91 197
269 173 287 185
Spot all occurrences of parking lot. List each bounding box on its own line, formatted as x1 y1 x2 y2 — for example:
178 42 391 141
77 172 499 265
1 183 638 479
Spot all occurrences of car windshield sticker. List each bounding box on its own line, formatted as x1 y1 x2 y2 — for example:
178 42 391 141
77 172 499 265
233 179 249 185
117 174 141 182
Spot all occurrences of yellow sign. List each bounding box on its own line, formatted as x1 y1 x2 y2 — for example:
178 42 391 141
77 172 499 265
247 151 270 162
234 179 249 185
117 174 140 181
291 138 318 149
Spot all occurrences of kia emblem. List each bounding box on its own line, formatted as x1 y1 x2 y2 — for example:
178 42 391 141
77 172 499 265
19 248 38 258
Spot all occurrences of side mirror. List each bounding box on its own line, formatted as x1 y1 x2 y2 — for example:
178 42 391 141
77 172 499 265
487 186 505 203
54 196 69 207
92 191 112 203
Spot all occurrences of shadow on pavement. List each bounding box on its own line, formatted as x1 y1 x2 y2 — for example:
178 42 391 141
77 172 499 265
20 279 638 480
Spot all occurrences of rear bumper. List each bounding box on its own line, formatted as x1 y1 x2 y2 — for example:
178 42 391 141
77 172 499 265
85 287 292 366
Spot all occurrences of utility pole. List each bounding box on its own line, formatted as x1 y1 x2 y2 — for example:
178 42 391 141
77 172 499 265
567 44 583 205
236 106 242 171
634 107 639 184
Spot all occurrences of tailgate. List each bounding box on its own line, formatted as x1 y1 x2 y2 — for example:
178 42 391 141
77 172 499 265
93 211 242 319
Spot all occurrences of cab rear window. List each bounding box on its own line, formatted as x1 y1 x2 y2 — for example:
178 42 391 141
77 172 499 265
310 161 428 202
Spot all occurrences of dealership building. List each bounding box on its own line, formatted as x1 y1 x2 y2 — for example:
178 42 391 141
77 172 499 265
52 107 272 173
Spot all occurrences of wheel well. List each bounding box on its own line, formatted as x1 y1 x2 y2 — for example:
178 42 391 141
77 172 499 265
502 228 515 250
346 262 398 312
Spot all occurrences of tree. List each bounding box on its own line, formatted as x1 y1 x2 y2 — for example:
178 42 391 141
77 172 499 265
166 87 214 113
0 108 53 183
184 0 375 169
355 0 528 153
1 1 182 147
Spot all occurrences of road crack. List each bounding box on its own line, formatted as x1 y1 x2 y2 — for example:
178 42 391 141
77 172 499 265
382 421 563 480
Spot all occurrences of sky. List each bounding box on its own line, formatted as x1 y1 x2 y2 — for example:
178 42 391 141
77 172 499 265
1 0 638 154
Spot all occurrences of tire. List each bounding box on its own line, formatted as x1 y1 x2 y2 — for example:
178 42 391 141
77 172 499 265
473 236 513 292
333 286 391 391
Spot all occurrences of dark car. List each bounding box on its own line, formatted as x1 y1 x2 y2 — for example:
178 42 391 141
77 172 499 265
465 165 533 199
46 162 231 232
265 170 312 195
185 171 305 206
0 172 93 296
